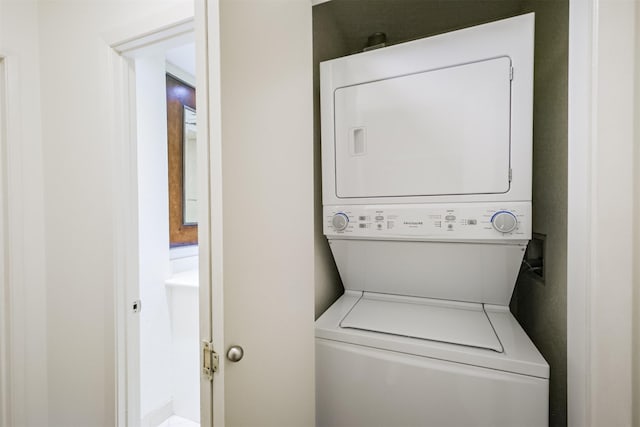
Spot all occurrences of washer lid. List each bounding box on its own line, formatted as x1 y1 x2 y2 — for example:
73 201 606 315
340 293 503 352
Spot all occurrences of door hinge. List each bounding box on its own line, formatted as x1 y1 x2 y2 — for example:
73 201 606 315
509 66 514 81
509 168 513 182
202 340 219 381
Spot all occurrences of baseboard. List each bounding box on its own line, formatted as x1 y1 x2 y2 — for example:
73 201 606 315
141 400 173 427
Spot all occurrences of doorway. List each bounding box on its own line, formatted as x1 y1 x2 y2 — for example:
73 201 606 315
134 39 200 427
109 13 212 425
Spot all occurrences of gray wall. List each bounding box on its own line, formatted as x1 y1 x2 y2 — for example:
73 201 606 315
510 2 569 427
313 1 568 426
313 8 347 318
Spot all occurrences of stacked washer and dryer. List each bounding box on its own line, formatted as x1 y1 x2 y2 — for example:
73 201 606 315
316 13 549 427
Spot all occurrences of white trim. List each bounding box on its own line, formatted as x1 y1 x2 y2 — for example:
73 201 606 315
0 52 30 427
114 21 195 56
567 1 594 425
0 55 10 427
196 0 217 424
166 62 196 88
109 47 141 427
104 4 196 52
201 0 224 424
568 1 636 425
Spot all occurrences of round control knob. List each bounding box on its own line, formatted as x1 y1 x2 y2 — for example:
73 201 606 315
331 213 349 231
491 211 518 233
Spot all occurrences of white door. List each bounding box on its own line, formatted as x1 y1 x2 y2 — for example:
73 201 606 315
114 1 314 425
204 0 315 426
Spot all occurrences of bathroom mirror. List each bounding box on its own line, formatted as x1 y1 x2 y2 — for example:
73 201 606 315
167 74 197 246
182 106 197 225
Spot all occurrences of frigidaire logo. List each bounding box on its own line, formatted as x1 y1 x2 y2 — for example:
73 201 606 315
403 221 423 225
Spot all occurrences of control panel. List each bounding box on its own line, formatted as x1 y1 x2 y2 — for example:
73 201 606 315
324 202 531 241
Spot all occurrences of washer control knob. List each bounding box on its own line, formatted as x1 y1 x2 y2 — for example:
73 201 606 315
491 211 518 233
331 213 349 231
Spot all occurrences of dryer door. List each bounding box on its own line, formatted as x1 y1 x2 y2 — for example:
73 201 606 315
334 56 512 199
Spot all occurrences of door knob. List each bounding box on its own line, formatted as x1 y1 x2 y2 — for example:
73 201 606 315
227 345 244 362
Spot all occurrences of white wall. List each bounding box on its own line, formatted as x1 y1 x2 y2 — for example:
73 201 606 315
589 1 634 425
0 0 48 425
167 280 199 422
36 1 191 424
135 54 173 423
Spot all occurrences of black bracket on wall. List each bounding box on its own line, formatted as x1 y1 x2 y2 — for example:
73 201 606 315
522 233 545 283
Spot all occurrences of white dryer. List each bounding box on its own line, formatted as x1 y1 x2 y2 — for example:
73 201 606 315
316 13 549 427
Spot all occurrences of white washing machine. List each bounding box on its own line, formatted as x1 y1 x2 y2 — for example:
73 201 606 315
316 13 549 427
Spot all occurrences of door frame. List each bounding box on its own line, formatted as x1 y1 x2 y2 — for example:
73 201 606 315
197 1 225 424
0 54 11 427
104 3 214 425
567 1 594 424
0 52 32 427
567 0 636 425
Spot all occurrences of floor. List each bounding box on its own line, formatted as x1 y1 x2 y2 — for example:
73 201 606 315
158 415 200 427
